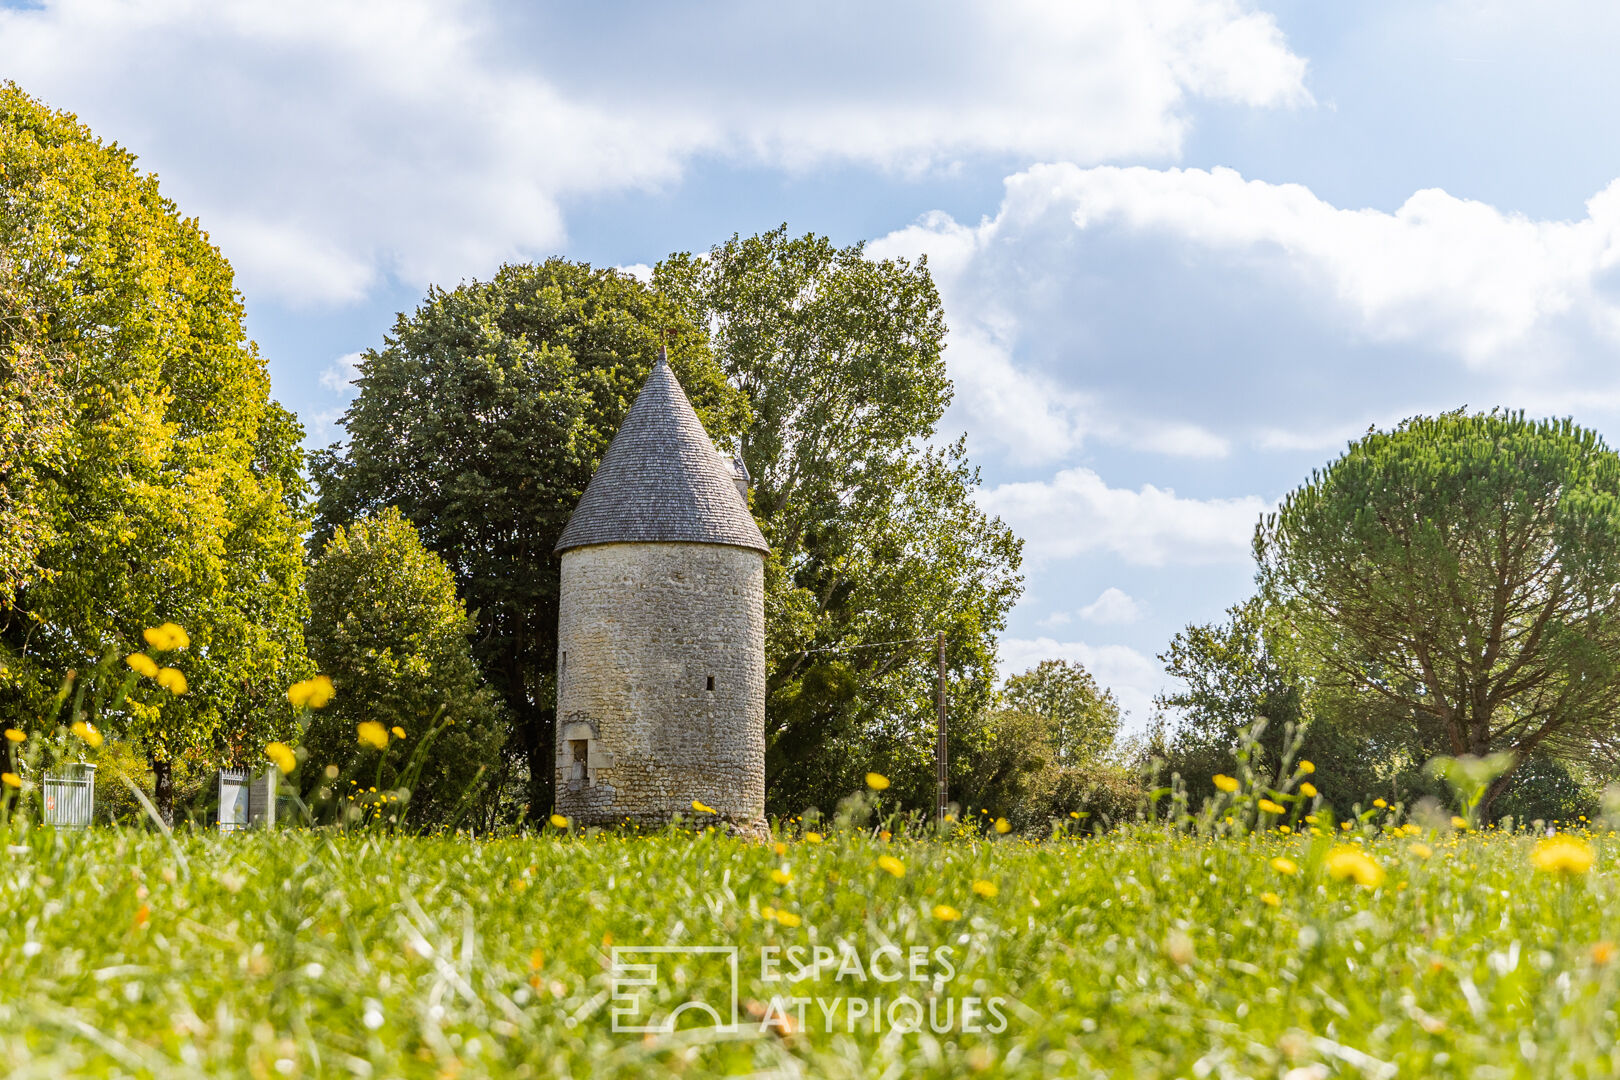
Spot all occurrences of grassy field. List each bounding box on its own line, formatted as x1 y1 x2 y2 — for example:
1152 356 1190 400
3 816 1619 1078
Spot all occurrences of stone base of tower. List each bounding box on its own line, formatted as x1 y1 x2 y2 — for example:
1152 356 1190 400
553 541 768 835
559 806 771 842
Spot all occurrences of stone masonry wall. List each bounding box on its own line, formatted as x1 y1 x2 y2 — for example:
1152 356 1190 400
555 541 766 829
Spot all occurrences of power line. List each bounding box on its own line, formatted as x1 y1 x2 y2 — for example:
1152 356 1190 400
794 636 935 655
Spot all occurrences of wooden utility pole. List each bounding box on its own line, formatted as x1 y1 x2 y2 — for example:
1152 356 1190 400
936 630 948 827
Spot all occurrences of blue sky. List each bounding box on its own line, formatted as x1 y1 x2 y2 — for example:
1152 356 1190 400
8 0 1620 726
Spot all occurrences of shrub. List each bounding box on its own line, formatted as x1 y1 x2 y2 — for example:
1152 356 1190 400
301 508 507 825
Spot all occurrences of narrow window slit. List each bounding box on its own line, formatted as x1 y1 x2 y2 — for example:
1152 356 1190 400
570 739 590 784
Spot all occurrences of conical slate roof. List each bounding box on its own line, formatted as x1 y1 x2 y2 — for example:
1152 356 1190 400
555 352 769 555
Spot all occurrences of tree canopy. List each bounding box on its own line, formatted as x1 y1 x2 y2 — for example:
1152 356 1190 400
656 227 1023 815
1256 410 1620 811
0 84 310 821
311 260 746 818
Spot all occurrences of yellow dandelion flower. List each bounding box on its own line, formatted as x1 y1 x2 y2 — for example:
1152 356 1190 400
1324 845 1386 888
264 742 296 774
549 814 569 829
142 622 190 651
391 726 406 740
1213 773 1239 793
1531 835 1594 876
1373 798 1387 809
805 832 823 843
1410 843 1432 859
125 653 159 679
307 676 336 708
1258 798 1285 815
774 910 801 928
302 675 335 708
1069 811 1081 819
1165 931 1195 966
994 817 1012 834
761 906 775 919
356 721 389 750
1260 891 1280 907
156 667 188 695
691 799 716 814
1451 816 1468 830
773 842 787 856
1270 856 1298 876
932 904 961 922
878 830 892 841
865 772 890 791
877 855 905 878
1593 941 1615 965
1296 760 1315 774
1278 825 1292 834
1 772 20 789
771 867 792 885
3 729 24 743
1299 782 1317 799
1341 821 1353 831
971 879 999 898
70 720 103 748
288 675 336 710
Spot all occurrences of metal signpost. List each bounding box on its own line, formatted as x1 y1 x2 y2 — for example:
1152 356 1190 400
219 766 281 832
43 762 97 829
218 768 251 832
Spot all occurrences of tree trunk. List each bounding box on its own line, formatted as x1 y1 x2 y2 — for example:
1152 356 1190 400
1477 760 1521 822
151 758 174 828
523 705 555 821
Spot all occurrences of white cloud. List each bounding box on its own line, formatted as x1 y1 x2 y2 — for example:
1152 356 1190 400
1036 610 1073 629
1251 423 1366 453
998 637 1163 730
923 300 1230 464
309 352 364 442
699 0 1311 170
0 0 1308 306
318 352 364 394
873 161 1620 470
901 163 1620 368
1079 587 1143 625
979 466 1267 567
944 325 1094 463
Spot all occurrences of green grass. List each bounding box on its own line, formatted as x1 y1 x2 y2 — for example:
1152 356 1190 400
3 819 1619 1078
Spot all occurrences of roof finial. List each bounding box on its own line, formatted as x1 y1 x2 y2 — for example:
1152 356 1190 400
658 327 670 368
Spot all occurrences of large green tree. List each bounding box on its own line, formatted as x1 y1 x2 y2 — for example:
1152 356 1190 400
656 228 1023 814
1001 659 1121 765
311 261 747 818
1256 411 1620 812
302 509 507 825
0 85 311 822
0 249 67 604
1155 597 1441 809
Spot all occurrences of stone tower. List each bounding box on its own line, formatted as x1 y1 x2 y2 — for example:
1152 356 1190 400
553 348 768 832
